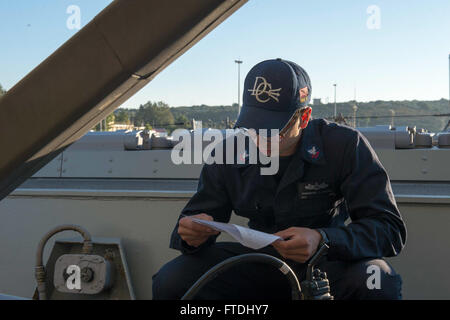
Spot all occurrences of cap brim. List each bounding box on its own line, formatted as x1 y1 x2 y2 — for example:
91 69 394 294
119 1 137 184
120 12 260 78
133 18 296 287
234 105 293 136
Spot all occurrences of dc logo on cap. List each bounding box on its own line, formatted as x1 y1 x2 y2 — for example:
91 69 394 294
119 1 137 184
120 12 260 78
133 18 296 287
248 76 282 103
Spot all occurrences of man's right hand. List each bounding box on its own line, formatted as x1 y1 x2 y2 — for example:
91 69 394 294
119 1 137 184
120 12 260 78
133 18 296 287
178 213 220 247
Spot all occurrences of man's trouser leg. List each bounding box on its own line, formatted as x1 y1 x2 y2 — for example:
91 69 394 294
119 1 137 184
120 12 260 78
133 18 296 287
318 258 403 300
152 242 402 300
152 242 292 300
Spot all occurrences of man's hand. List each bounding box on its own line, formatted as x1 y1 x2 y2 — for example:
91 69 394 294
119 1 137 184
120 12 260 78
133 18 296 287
178 213 220 247
272 227 322 263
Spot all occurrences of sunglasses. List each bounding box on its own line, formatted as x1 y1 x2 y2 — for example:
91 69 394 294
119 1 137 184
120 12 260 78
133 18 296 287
279 107 308 139
237 107 309 140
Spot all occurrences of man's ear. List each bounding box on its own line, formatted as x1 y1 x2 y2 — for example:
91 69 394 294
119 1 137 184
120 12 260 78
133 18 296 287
299 107 312 129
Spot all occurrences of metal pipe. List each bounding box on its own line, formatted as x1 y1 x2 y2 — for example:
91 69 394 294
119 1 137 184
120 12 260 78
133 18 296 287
35 224 93 300
181 253 302 300
235 59 243 117
333 83 337 119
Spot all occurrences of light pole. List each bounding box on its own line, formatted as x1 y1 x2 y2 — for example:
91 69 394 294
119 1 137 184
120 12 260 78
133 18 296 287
235 60 243 117
333 83 337 119
353 104 358 128
390 109 395 128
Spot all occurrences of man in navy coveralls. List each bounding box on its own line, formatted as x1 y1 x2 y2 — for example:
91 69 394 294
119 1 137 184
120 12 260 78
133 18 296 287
152 59 407 300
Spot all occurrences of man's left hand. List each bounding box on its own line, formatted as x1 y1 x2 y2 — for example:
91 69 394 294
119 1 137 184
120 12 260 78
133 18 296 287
272 227 322 263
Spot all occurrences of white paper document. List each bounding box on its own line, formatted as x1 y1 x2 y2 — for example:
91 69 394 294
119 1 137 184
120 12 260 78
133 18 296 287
191 218 283 250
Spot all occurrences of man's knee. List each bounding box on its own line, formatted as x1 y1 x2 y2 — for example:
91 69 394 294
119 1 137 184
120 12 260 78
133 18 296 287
340 259 402 300
152 260 187 300
152 254 204 300
152 243 247 300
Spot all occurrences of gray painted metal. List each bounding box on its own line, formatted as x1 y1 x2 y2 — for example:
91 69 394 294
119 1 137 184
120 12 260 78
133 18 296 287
33 238 135 300
357 125 414 149
0 294 29 300
438 132 450 147
26 128 450 181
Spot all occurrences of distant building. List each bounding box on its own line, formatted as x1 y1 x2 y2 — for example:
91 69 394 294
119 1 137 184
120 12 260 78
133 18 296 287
108 123 145 132
108 123 134 131
313 98 322 105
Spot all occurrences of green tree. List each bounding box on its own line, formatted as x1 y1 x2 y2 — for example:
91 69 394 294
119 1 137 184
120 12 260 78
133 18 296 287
106 112 115 131
134 101 175 128
92 112 115 131
115 109 130 124
175 114 190 127
0 83 5 96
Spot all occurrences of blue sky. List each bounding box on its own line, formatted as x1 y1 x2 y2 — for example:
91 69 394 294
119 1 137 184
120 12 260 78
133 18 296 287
0 0 449 108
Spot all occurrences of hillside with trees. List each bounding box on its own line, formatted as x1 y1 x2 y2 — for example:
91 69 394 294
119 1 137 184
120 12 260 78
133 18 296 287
2 81 447 133
110 99 450 133
311 99 450 132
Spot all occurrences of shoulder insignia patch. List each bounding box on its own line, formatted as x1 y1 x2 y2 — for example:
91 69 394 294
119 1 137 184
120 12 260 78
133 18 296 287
307 146 320 159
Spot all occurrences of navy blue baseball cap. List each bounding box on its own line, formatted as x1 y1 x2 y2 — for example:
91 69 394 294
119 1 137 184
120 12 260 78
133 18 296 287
235 58 312 135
